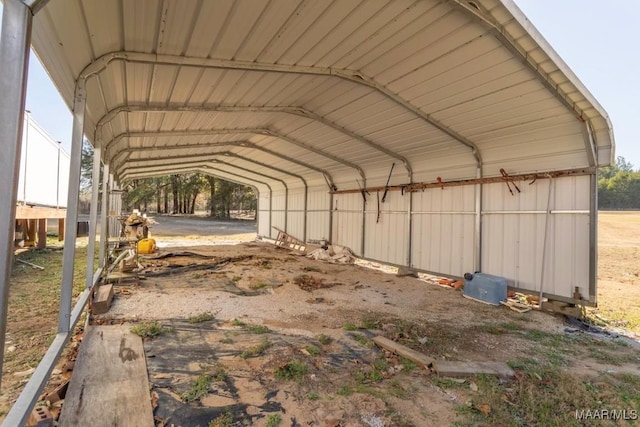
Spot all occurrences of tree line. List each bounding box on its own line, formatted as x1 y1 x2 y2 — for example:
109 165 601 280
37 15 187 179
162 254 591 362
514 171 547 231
598 156 640 210
79 141 256 218
123 174 256 218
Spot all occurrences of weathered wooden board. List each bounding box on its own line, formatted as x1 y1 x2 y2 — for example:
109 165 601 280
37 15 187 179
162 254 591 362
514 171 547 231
373 336 434 368
432 361 515 379
91 284 114 315
59 325 154 427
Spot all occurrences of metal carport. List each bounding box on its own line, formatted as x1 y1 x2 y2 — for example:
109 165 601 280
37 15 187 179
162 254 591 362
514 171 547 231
0 0 613 423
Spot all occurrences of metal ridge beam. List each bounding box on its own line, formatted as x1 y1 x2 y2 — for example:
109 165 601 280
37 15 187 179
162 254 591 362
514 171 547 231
95 104 413 179
79 51 481 167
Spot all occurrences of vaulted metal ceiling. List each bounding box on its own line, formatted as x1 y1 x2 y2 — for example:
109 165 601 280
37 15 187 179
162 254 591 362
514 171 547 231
29 0 614 192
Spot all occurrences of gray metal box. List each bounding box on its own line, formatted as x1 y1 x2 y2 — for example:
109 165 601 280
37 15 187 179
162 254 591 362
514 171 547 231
463 273 508 306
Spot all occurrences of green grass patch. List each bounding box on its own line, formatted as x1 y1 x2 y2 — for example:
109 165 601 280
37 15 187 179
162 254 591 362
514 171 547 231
352 333 373 348
455 360 640 427
336 385 353 396
342 322 358 331
212 364 227 382
304 345 321 356
187 312 215 324
265 413 282 427
208 410 233 427
249 282 269 290
240 338 271 359
400 358 418 372
130 321 168 339
431 376 467 389
361 319 379 330
181 374 212 403
246 323 270 334
307 391 320 400
479 322 521 335
317 334 332 345
231 319 245 327
275 360 308 382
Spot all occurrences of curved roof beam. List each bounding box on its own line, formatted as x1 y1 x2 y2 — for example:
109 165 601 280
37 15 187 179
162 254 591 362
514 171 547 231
122 165 268 196
116 151 307 189
448 0 597 166
104 127 363 185
79 51 481 167
95 104 412 179
107 133 336 190
121 158 287 192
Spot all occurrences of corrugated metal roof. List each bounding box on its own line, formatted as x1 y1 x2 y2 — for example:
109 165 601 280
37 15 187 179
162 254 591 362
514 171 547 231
29 0 614 190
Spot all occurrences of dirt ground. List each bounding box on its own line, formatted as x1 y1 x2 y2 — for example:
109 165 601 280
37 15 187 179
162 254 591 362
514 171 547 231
91 212 639 426
2 213 640 426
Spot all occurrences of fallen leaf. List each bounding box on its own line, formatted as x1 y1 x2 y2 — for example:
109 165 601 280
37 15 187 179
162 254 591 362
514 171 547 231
480 404 491 416
151 391 159 409
470 381 478 392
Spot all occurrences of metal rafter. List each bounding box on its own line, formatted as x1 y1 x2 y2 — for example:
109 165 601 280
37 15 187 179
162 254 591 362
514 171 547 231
104 127 363 185
79 51 481 166
107 133 336 190
124 166 267 195
95 104 413 179
118 152 306 189
448 0 596 166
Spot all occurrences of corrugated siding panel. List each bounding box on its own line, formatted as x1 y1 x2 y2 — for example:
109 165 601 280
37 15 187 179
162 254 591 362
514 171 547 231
287 191 305 211
307 189 330 211
363 190 408 265
306 212 329 242
481 176 591 300
18 116 69 207
332 193 363 256
411 186 476 276
271 212 285 238
286 212 305 241
257 191 271 236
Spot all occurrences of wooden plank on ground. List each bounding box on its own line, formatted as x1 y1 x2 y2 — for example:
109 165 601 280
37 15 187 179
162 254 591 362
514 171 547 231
373 336 434 368
59 325 154 427
432 361 515 379
91 284 114 315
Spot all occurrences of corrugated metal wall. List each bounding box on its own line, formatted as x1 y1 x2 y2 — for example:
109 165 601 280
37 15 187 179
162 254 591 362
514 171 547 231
411 186 476 276
257 191 270 237
332 193 363 256
286 189 306 241
306 189 330 242
270 191 287 238
255 173 594 303
363 189 408 265
17 113 70 208
481 175 591 301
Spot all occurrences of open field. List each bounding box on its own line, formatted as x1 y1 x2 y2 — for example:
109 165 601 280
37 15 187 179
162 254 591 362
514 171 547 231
1 212 639 425
595 212 640 332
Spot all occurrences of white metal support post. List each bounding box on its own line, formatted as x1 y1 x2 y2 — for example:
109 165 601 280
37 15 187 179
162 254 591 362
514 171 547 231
99 163 110 268
0 0 32 388
58 79 87 333
85 145 102 288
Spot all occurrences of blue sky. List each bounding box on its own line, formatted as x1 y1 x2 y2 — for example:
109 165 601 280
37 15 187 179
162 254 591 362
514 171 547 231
1 1 638 168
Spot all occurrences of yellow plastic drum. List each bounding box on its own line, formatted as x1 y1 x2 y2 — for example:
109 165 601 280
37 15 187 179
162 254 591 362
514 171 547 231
137 238 156 254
